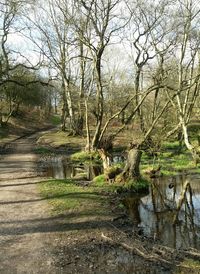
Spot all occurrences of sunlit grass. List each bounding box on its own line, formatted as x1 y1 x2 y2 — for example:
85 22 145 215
93 174 106 185
37 130 85 149
38 179 108 215
92 174 149 193
124 178 149 193
140 143 198 176
70 151 100 163
175 258 200 273
162 141 181 150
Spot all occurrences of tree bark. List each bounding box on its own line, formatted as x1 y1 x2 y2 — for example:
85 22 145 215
91 53 104 150
122 147 142 180
78 39 85 136
61 82 68 131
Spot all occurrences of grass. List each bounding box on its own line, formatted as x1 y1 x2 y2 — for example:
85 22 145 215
38 179 110 215
93 174 106 186
162 141 181 150
34 146 52 154
141 140 199 176
50 115 61 126
93 174 149 193
160 170 177 176
92 175 122 193
37 130 85 149
38 177 150 217
175 258 200 273
70 151 100 162
124 178 149 193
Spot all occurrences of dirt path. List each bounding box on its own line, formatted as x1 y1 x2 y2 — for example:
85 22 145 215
0 132 129 274
0 133 61 274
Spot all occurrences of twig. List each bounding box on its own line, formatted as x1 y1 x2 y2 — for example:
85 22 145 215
101 233 172 265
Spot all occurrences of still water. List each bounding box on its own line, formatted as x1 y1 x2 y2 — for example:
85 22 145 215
40 156 200 249
124 174 200 249
40 156 102 180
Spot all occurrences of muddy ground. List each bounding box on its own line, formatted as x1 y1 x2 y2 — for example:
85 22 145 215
0 130 199 274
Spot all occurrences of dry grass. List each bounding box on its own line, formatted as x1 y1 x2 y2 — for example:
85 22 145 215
37 130 86 149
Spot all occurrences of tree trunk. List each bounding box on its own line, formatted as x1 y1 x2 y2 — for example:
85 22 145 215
54 97 58 114
85 99 91 151
122 147 142 180
61 81 68 131
91 54 103 150
98 148 112 170
135 67 145 133
181 121 198 164
91 120 102 150
63 78 74 130
77 40 85 136
63 78 82 135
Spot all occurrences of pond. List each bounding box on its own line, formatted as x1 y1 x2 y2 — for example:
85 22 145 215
124 173 200 250
39 155 103 180
39 154 125 180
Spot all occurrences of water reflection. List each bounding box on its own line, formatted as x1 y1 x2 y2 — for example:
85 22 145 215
124 174 200 249
42 156 102 180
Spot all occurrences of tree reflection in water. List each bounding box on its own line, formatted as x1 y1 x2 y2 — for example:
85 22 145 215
124 174 200 249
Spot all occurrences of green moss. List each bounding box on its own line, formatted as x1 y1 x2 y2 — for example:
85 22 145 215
93 174 106 185
192 167 200 174
124 178 149 193
71 151 100 162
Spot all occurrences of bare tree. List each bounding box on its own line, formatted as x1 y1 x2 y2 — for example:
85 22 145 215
26 0 83 133
73 0 128 149
164 0 200 162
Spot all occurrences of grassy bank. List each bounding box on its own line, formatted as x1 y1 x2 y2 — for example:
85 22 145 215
141 141 199 176
37 130 85 150
38 179 120 215
38 178 150 217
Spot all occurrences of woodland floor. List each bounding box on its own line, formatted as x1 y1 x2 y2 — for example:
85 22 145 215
0 129 200 274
